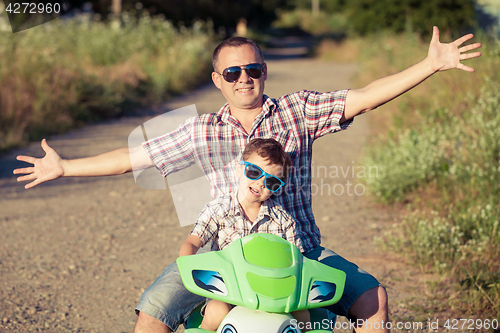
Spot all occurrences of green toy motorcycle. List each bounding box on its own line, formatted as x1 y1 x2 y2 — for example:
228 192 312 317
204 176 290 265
176 233 346 333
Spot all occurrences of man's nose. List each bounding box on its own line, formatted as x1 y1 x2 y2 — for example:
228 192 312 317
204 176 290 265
238 69 252 83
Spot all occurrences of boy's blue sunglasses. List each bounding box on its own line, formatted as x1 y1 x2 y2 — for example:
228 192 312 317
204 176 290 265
239 161 285 192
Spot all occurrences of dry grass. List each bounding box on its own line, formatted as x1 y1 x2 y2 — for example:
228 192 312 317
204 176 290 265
0 15 216 153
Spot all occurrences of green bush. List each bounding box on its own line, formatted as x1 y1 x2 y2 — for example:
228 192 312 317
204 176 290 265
318 26 499 321
369 78 500 318
364 77 500 205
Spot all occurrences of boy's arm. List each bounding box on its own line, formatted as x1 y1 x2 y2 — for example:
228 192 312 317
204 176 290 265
342 26 481 122
179 234 203 257
14 139 153 189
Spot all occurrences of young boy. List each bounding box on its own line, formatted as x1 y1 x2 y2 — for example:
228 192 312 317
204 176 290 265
179 138 309 331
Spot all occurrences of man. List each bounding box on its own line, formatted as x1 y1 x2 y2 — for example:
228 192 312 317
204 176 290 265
14 27 481 332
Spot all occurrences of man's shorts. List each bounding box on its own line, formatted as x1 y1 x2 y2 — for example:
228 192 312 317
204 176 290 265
135 260 207 331
135 245 380 330
303 246 381 318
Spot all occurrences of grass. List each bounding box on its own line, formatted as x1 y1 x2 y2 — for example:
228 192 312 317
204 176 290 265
318 31 500 322
0 13 216 153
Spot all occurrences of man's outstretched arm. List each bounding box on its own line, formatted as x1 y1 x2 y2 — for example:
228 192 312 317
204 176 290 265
342 26 482 122
14 138 153 189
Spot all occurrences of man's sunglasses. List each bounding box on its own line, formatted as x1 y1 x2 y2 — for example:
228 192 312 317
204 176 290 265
216 63 264 83
239 161 285 193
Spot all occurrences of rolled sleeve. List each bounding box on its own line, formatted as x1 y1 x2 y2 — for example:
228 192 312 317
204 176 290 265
300 89 353 140
190 203 219 248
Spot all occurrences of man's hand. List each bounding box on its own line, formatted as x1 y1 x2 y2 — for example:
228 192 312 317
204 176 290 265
14 139 65 189
343 26 482 121
427 26 482 73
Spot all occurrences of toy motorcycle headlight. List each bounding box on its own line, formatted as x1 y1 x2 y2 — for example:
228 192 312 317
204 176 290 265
281 325 299 333
221 323 237 333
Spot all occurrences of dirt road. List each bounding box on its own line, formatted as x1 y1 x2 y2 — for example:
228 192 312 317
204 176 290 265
0 56 423 332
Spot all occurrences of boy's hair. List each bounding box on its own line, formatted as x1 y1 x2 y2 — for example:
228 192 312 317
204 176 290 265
242 138 292 180
212 37 264 71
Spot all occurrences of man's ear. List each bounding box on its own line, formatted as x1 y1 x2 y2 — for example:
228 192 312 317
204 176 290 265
212 72 222 90
262 63 268 81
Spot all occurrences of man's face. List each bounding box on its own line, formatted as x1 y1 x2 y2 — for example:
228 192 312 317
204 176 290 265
212 44 267 114
237 152 284 206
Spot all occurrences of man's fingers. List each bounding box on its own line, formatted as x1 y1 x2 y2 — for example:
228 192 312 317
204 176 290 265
459 43 482 53
454 33 474 47
41 138 51 153
456 63 475 72
460 51 482 61
431 26 440 44
17 173 37 182
24 180 40 189
16 155 37 164
13 166 35 175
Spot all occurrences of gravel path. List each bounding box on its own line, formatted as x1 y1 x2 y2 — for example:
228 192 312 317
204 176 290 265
0 57 424 332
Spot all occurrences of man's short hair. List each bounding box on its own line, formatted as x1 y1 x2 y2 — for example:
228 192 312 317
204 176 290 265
242 138 292 180
212 37 264 71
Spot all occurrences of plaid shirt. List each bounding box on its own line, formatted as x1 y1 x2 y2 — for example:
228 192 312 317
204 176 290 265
190 194 305 252
143 90 351 253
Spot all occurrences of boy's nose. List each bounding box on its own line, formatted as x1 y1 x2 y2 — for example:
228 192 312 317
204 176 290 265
254 177 265 187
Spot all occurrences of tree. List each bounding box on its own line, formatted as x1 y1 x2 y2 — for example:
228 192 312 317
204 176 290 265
117 0 289 32
344 0 477 37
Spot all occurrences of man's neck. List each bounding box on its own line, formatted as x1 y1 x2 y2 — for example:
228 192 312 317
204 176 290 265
229 107 263 134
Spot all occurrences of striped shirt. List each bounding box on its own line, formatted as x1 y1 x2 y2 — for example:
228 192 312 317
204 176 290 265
143 90 351 253
190 194 305 252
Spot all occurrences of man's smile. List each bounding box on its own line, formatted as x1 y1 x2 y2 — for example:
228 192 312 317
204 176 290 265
236 87 254 92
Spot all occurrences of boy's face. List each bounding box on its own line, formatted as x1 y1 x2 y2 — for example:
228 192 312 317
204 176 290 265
237 152 284 205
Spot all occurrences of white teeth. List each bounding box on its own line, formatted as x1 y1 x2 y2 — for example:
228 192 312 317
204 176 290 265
250 187 259 195
238 88 252 92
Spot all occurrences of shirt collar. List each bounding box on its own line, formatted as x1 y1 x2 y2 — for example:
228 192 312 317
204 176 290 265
225 190 274 221
261 95 276 116
258 198 272 218
216 95 276 124
225 191 243 217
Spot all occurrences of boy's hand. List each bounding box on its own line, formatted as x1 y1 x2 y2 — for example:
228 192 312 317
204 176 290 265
14 139 65 189
427 26 481 73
